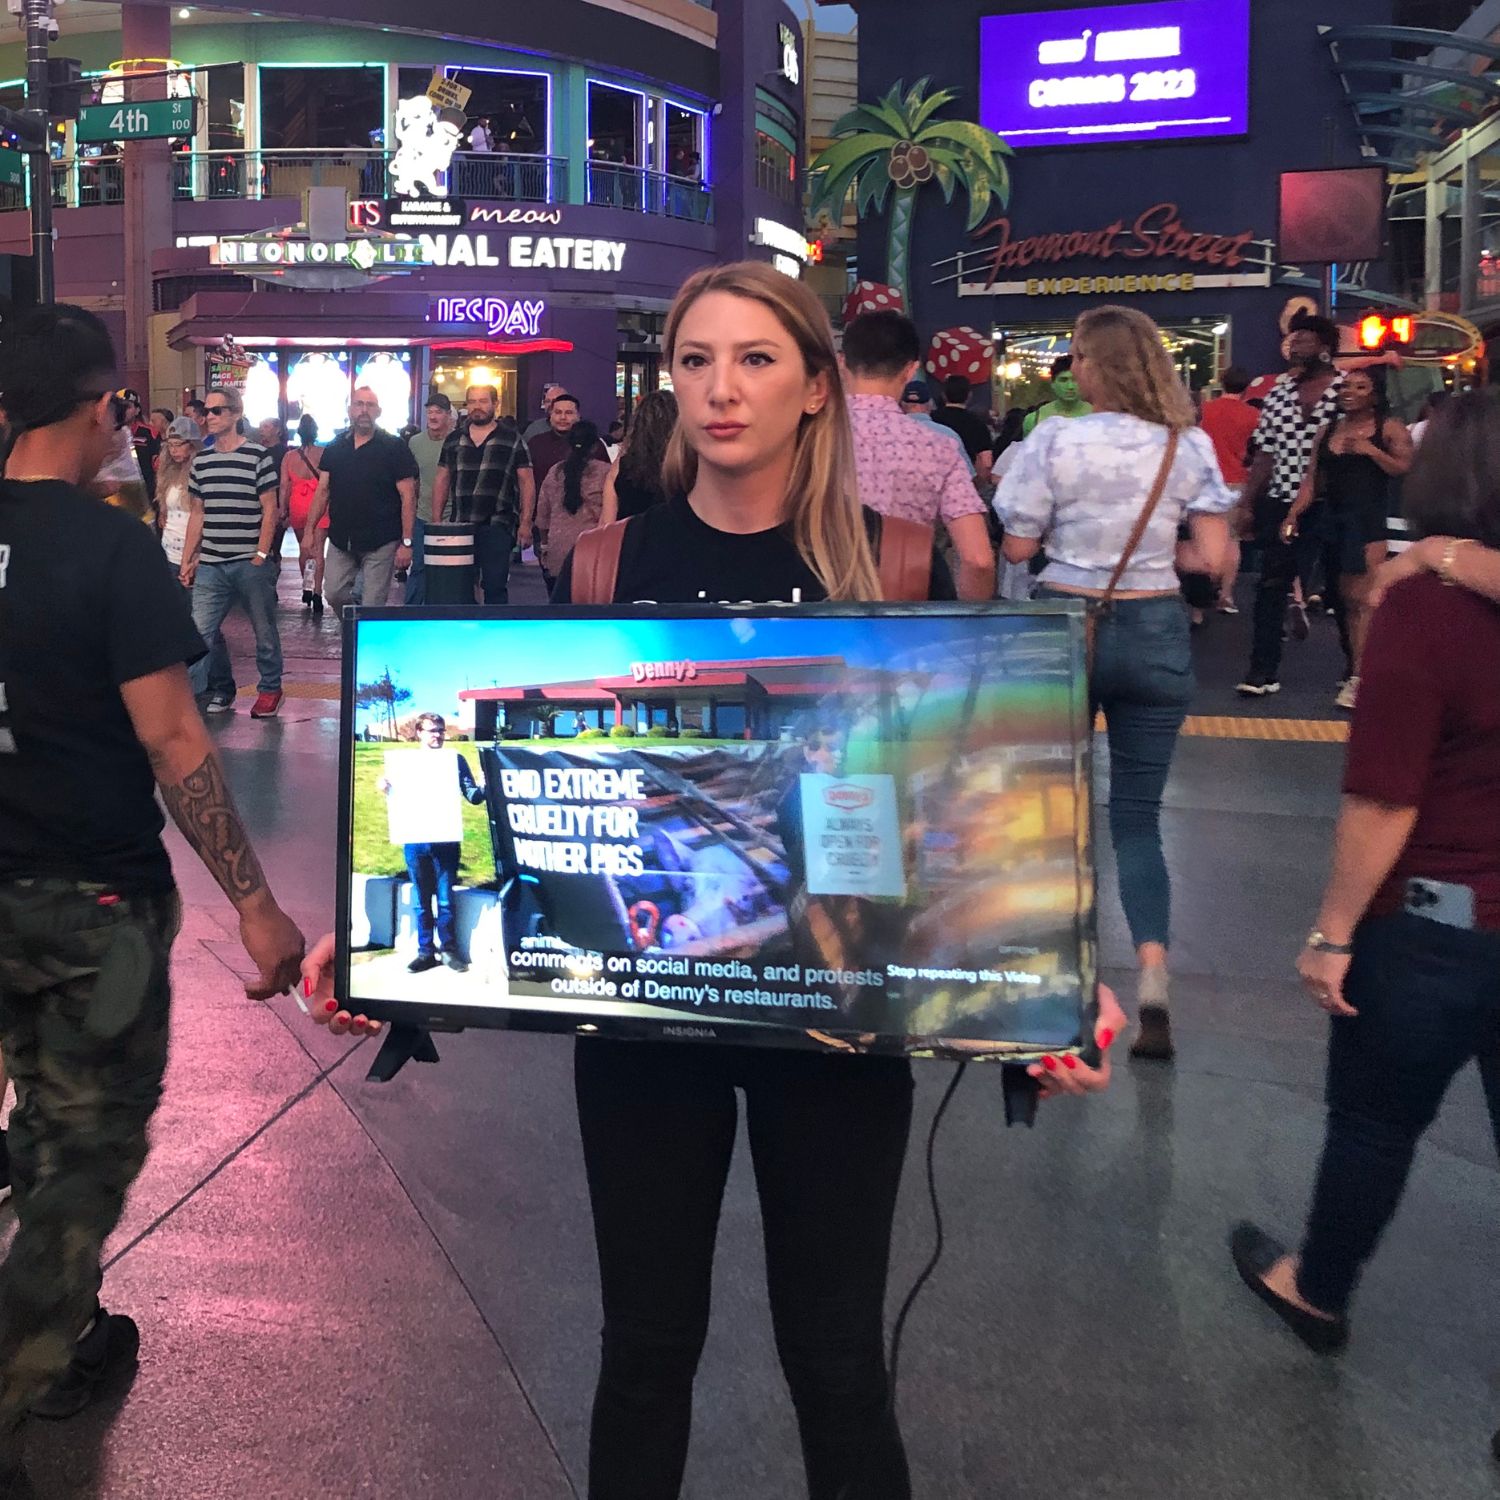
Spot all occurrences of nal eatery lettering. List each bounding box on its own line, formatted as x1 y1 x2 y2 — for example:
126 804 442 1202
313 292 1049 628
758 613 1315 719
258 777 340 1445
971 201 1256 288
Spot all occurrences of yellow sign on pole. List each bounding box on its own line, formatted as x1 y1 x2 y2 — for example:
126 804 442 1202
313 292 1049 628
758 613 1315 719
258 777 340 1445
426 71 472 114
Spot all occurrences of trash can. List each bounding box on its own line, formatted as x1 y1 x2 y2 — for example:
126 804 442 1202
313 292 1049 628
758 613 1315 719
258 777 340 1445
423 521 476 606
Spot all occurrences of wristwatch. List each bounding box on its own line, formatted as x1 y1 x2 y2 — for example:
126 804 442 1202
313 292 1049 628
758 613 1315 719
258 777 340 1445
1305 928 1354 955
402 536 413 548
254 549 268 560
1437 537 1472 586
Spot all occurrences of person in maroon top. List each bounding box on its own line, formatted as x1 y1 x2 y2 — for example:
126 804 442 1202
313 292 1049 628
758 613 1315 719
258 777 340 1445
1230 391 1500 1442
525 392 609 489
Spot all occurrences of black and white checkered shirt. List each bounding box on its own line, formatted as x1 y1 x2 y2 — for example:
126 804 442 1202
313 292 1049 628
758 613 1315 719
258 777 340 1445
1251 371 1345 504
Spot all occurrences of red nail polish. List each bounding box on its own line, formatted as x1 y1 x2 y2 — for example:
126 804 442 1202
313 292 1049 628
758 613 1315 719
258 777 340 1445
1098 1028 1115 1050
1063 1055 1078 1070
97 894 121 906
324 999 338 1013
302 978 313 999
1043 1055 1058 1071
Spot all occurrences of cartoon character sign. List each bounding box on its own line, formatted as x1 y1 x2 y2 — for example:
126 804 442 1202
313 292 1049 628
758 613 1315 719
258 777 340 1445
390 94 463 199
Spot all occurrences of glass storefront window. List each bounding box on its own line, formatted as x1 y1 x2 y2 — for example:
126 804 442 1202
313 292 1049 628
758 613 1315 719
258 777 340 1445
207 67 244 152
756 130 797 203
397 68 548 156
665 104 703 183
354 351 414 433
589 82 643 176
259 66 384 150
286 351 353 446
429 354 519 418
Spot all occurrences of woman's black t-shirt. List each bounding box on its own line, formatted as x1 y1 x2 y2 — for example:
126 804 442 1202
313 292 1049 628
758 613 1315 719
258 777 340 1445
551 492 955 604
611 471 666 522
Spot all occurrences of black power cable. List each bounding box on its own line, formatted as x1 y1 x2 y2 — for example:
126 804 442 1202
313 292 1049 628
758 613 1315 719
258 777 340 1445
886 1060 968 1405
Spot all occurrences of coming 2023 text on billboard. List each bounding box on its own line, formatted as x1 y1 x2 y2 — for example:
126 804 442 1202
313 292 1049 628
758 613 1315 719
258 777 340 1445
979 0 1251 151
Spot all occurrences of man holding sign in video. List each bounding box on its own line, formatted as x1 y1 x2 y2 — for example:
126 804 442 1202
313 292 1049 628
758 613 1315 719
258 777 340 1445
376 713 486 973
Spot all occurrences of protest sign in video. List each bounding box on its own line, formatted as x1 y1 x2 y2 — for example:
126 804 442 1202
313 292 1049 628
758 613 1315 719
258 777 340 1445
341 607 1094 1060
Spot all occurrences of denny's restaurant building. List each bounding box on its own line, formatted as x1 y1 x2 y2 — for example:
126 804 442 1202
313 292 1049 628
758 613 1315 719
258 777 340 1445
461 656 863 742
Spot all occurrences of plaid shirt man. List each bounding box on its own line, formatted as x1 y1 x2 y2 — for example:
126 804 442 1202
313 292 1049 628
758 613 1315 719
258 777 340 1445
438 422 530 528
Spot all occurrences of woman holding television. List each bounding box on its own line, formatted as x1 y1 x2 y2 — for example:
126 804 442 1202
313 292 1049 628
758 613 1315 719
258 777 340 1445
305 262 1124 1500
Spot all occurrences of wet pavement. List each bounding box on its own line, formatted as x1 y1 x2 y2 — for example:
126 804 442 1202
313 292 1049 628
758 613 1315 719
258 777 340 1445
21 551 1500 1499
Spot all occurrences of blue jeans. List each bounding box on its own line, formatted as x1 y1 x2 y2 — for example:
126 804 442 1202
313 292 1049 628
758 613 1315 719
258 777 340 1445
475 521 515 606
404 516 427 606
189 558 282 698
404 842 461 955
1297 912 1500 1315
1043 589 1193 949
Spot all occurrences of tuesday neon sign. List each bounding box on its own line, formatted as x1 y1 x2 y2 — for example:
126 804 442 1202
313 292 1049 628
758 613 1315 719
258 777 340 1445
430 295 547 338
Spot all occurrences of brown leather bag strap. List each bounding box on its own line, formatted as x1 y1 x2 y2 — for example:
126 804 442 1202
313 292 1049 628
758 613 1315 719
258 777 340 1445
570 519 630 604
1100 428 1180 608
876 515 934 602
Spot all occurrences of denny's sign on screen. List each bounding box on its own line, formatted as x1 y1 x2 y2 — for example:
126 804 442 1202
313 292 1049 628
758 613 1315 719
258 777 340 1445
339 607 1096 1063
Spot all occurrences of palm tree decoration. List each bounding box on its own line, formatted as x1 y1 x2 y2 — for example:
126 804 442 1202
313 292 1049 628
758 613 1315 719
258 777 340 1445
808 78 1012 310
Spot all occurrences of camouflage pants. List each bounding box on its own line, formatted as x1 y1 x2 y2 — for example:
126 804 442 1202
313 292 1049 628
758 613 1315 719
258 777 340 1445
0 877 178 1458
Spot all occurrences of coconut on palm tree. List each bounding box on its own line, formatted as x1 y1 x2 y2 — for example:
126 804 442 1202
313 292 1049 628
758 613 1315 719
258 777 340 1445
808 78 1012 309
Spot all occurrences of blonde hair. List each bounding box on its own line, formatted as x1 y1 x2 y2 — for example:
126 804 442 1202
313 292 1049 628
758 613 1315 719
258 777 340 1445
1071 305 1196 430
661 261 881 601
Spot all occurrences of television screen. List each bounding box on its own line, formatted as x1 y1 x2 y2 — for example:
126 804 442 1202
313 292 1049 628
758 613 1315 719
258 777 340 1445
979 0 1251 151
337 604 1096 1063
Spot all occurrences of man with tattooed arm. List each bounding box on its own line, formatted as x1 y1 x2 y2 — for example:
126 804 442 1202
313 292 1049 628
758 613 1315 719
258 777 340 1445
0 306 305 1497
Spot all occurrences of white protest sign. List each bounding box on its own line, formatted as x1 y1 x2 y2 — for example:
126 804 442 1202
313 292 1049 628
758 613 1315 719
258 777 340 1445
798 774 906 899
385 749 464 846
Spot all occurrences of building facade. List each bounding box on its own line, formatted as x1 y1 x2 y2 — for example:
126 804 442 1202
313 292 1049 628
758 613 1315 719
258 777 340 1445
845 0 1396 386
0 0 810 430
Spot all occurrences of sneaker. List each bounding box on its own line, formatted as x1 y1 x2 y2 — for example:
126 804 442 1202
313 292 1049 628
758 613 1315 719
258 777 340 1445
440 952 470 974
1335 676 1359 711
31 1308 139 1421
1215 597 1240 615
205 693 236 715
407 953 439 974
1287 600 1310 641
249 690 283 719
1236 673 1282 697
0 1127 10 1207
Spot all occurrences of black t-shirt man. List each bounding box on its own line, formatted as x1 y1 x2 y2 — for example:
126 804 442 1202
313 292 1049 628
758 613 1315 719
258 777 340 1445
0 480 206 891
551 492 956 603
320 427 420 554
930 404 994 465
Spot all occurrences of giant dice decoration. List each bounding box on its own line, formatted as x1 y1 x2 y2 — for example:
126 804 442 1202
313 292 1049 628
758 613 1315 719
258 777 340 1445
926 326 994 385
842 281 905 323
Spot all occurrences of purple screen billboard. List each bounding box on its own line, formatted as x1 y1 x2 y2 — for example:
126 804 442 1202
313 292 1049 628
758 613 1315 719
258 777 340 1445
979 0 1251 151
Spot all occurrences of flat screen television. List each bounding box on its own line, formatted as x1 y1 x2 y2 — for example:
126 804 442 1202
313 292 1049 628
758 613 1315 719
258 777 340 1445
336 603 1097 1063
978 0 1251 151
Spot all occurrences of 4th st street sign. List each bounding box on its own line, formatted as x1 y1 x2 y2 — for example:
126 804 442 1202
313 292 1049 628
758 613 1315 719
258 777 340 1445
75 96 199 145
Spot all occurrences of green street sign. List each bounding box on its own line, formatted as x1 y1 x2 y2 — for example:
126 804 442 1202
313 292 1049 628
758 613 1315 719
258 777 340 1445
75 96 198 145
0 148 24 189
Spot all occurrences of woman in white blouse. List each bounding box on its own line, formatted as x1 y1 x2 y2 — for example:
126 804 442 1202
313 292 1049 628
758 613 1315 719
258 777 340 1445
996 305 1232 1062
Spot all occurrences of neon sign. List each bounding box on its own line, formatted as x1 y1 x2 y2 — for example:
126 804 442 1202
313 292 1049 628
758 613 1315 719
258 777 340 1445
430 296 547 338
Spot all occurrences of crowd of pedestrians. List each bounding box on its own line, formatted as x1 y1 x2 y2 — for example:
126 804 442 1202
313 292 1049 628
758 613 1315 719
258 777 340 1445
0 267 1497 1500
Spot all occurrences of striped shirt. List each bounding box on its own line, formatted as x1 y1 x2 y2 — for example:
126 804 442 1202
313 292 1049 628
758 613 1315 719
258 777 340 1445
189 442 277 563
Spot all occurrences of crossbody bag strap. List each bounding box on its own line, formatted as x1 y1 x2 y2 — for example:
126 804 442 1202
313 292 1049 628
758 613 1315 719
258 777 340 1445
1100 428 1180 608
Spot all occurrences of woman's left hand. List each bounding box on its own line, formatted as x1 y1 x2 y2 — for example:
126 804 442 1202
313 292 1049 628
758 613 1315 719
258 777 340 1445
1027 984 1126 1099
301 932 384 1038
1297 944 1356 1018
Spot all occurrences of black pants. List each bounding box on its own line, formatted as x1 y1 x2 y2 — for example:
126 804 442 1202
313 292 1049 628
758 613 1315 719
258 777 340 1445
574 1038 915 1500
1248 500 1343 678
1297 912 1500 1315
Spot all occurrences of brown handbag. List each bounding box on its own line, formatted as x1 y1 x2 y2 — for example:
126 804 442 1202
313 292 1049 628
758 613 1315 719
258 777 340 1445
1083 428 1180 664
567 514 935 604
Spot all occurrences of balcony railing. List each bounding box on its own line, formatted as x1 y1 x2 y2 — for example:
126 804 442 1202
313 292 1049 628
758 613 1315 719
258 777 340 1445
22 149 716 220
586 161 713 222
755 156 800 209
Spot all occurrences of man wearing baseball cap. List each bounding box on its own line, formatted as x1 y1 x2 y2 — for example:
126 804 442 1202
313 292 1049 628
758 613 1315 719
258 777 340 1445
899 378 974 475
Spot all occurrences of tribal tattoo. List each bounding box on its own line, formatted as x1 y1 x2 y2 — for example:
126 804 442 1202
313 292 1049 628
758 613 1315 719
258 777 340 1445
157 751 269 905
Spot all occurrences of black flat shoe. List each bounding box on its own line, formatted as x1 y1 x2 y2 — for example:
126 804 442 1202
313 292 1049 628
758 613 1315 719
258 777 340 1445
1130 1004 1175 1061
1230 1223 1349 1355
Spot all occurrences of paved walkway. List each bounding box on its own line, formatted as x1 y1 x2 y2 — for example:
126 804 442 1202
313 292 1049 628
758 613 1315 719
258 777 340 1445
21 557 1499 1499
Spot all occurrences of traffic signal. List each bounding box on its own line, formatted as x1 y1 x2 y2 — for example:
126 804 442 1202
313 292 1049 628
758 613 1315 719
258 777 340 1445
47 56 83 122
1357 313 1416 352
0 106 46 153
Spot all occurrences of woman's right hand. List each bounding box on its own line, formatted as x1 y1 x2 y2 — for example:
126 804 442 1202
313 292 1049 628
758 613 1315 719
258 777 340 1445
179 557 198 587
1280 516 1299 543
301 932 383 1038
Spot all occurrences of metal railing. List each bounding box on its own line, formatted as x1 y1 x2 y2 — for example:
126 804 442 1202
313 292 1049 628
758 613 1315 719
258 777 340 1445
586 161 713 221
16 149 718 219
755 155 800 208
